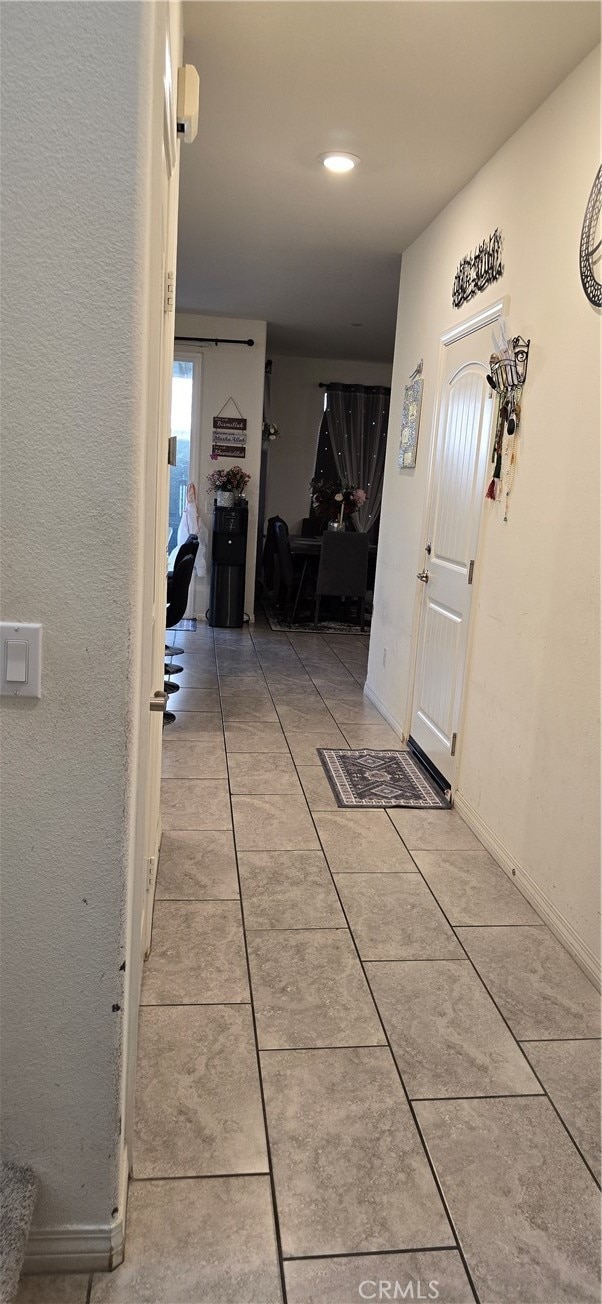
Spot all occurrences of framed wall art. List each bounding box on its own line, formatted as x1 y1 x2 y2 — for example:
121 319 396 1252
398 363 424 469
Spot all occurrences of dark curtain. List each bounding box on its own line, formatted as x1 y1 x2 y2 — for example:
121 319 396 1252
322 383 390 531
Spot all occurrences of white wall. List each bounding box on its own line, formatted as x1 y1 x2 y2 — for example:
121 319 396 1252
0 0 180 1262
368 50 601 981
265 354 393 534
175 313 267 618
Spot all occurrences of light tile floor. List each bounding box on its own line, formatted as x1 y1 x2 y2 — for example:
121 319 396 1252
20 621 601 1303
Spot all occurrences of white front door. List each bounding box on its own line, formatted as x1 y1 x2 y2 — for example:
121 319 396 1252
409 302 503 787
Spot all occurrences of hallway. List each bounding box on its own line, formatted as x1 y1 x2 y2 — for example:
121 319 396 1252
21 622 601 1304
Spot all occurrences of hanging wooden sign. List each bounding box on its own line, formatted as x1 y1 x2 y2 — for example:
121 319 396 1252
211 416 247 459
211 397 247 459
452 229 504 308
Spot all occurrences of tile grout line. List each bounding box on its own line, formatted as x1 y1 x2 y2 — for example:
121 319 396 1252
152 892 239 903
209 622 600 1295
283 1245 461 1263
140 1001 251 1008
380 823 602 1193
253 624 602 1242
409 1092 544 1102
285 628 369 690
214 628 290 1304
246 624 482 1304
519 1036 602 1043
269 630 368 737
259 1044 387 1053
132 1171 271 1183
235 627 602 1197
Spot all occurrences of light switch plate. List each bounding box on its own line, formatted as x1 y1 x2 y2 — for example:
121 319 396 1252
1 622 42 697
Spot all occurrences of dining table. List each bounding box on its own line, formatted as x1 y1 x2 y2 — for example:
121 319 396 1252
288 533 377 558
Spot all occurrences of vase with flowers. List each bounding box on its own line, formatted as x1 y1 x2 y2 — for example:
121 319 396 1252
310 479 367 530
207 465 251 507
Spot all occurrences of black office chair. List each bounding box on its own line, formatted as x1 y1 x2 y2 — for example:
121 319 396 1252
165 538 199 666
168 534 198 581
163 554 195 723
314 531 369 631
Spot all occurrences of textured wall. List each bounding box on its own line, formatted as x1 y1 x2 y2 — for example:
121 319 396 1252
0 1 156 1231
368 50 601 973
266 355 393 534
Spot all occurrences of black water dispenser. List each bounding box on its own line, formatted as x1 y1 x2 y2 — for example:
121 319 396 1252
207 502 248 627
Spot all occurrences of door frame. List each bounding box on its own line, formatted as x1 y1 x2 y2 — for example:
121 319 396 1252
405 295 509 788
119 0 183 1192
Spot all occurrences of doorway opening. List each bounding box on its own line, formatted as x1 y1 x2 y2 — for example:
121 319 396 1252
169 359 194 565
168 352 202 620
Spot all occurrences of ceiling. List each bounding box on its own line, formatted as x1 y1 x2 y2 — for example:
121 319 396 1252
177 2 600 362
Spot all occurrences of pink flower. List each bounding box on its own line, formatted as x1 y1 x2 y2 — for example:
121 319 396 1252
354 488 367 506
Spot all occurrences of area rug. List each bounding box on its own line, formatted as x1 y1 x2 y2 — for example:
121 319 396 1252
318 748 450 808
263 603 371 635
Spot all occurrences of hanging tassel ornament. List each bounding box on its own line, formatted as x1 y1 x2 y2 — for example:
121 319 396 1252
486 404 505 501
484 330 530 515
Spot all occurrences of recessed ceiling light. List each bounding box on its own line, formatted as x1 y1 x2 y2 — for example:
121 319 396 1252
320 152 359 174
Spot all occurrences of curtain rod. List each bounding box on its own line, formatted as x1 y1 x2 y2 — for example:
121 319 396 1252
175 335 255 347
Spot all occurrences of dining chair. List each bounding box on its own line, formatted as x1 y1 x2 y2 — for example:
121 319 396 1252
314 531 369 631
262 515 288 601
273 519 296 623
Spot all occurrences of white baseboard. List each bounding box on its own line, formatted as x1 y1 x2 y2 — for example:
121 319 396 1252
454 791 601 992
112 1141 129 1268
23 1145 129 1274
363 683 406 741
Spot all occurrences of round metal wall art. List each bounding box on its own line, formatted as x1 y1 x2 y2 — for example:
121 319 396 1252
580 166 602 308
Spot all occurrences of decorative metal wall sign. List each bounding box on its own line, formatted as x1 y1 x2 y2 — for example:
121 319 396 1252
452 229 504 308
579 166 602 308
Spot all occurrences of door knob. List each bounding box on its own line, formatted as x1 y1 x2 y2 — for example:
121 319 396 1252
416 570 430 583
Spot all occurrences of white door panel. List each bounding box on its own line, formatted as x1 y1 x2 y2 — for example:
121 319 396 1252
410 317 498 785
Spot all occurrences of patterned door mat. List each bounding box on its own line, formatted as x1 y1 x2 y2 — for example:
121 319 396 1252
318 748 450 808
